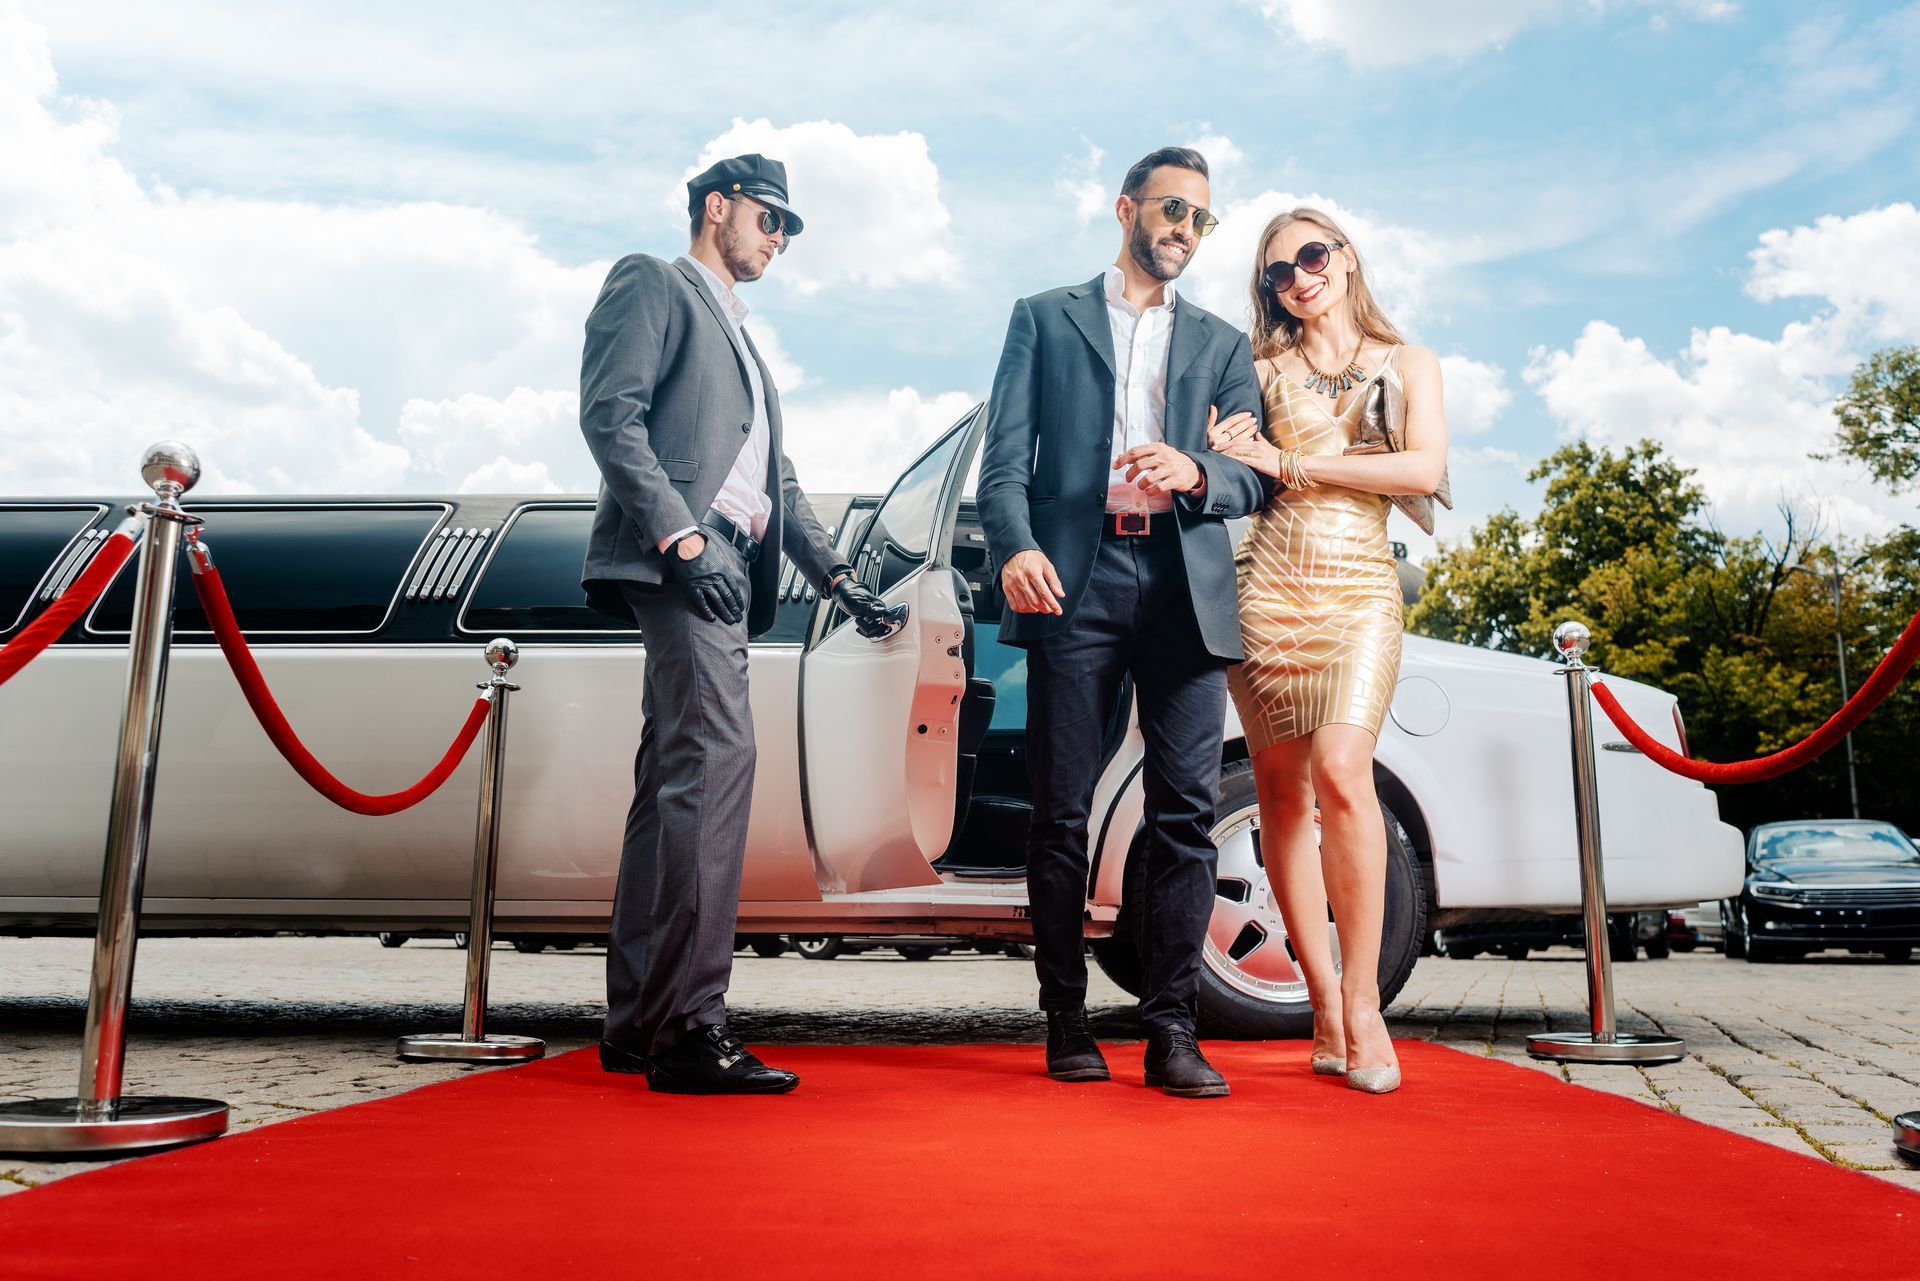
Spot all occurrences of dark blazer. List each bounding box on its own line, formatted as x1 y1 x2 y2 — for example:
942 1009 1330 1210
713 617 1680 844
978 274 1269 661
578 254 838 637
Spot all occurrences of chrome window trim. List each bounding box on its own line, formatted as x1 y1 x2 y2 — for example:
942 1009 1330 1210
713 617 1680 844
82 501 453 637
3 504 109 634
455 502 635 637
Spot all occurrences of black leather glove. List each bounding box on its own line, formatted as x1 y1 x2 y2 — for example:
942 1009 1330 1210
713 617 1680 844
665 533 746 626
825 563 895 639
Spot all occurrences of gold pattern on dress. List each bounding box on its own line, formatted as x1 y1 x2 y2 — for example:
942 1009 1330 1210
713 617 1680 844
1227 352 1405 753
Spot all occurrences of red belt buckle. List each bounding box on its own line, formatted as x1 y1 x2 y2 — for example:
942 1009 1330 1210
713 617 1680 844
1113 511 1149 536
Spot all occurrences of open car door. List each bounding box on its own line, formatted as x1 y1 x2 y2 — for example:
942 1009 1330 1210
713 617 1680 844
799 409 985 893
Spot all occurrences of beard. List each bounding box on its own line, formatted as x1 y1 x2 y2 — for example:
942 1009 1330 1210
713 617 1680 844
718 212 766 283
1128 216 1192 282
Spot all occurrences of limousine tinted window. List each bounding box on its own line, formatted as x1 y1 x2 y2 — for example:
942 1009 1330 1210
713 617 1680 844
1 506 106 634
850 423 969 601
460 506 639 633
90 506 444 634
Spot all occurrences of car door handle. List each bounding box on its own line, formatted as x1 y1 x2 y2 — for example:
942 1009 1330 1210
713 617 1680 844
867 601 910 639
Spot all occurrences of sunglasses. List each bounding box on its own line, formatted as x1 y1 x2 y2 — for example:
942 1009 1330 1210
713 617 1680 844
1262 240 1347 295
1139 194 1218 237
731 196 794 252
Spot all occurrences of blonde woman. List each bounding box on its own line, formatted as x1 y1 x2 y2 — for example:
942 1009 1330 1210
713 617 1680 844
1208 208 1448 1094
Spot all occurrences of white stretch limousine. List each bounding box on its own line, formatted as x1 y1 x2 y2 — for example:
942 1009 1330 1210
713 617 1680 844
0 413 1743 1035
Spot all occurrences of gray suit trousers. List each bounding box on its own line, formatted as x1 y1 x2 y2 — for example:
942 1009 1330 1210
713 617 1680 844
606 550 756 1055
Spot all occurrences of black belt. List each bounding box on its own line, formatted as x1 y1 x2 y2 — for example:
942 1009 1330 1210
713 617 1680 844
1101 510 1175 538
702 509 761 563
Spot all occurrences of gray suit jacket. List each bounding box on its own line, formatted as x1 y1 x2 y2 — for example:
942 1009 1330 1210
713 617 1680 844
578 254 837 637
977 275 1270 661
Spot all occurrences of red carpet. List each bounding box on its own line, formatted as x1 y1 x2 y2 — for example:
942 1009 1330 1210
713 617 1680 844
2 1042 1914 1279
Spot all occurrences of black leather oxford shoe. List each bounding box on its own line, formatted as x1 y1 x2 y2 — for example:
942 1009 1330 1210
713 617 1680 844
1143 1026 1229 1098
645 1025 799 1095
599 1039 652 1075
1045 1008 1111 1082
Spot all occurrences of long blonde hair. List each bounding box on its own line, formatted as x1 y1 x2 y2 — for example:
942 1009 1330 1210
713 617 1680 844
1248 207 1403 358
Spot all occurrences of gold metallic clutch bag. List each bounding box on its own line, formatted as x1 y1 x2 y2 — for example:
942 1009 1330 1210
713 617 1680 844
1346 369 1452 535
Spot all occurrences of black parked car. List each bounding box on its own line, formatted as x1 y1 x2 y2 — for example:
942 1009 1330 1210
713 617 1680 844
1723 820 1920 963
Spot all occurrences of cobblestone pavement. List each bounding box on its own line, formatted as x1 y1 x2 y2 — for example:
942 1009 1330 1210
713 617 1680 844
3 937 1917 1196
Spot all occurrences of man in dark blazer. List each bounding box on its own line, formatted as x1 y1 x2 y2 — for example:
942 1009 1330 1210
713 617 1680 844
578 153 891 1095
979 146 1268 1098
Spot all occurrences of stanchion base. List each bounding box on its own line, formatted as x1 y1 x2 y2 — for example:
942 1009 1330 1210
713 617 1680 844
395 1033 545 1064
0 1096 229 1158
1894 1111 1920 1162
1527 1032 1686 1065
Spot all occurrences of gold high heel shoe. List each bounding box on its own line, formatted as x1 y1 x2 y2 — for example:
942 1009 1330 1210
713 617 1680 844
1345 1064 1401 1094
1310 1055 1347 1076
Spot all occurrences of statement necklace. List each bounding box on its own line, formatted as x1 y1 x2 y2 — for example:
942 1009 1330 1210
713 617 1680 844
1301 343 1366 399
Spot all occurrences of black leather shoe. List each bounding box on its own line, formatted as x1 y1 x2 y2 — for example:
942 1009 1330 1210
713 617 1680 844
1045 1008 1111 1082
645 1025 799 1095
598 1039 651 1075
1143 1026 1229 1098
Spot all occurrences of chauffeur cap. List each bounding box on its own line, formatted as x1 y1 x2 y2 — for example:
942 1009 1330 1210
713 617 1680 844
686 153 804 236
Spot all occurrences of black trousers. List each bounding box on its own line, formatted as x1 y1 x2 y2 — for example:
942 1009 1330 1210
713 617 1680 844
1024 527 1228 1033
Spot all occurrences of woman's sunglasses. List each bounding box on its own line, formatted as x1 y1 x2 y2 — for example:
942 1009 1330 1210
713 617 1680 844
1141 194 1218 237
1262 240 1347 294
732 196 794 253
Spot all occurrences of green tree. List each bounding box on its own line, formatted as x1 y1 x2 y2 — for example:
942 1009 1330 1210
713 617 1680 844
1829 345 1920 491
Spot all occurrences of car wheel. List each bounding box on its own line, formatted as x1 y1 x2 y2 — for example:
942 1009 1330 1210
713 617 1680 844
376 932 409 948
791 935 844 961
1644 929 1671 960
1003 942 1035 960
1606 915 1638 962
1197 762 1426 1039
1499 944 1529 961
451 932 469 950
1746 938 1784 963
1444 942 1481 961
895 944 941 961
1882 946 1912 963
1671 936 1696 953
1722 902 1747 959
748 936 789 959
511 939 547 954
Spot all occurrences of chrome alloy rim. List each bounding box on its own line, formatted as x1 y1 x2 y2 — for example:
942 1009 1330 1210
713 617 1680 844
1202 804 1339 1004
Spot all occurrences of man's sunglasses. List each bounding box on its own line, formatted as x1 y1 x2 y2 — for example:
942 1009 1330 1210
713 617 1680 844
1262 240 1347 295
731 196 794 252
1139 194 1218 237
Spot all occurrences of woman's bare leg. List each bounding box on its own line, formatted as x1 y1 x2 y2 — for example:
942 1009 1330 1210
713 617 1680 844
1250 738 1342 1062
1309 723 1397 1073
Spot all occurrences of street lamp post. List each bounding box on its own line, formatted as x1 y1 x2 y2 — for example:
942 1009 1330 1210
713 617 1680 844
1789 551 1872 820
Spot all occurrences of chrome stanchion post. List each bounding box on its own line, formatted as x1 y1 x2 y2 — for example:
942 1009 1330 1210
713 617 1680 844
396 639 544 1064
1528 622 1685 1066
0 442 230 1157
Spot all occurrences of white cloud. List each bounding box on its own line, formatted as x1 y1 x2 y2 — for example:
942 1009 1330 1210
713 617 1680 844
685 118 959 297
1059 139 1109 227
398 388 587 494
1438 355 1512 436
781 387 980 497
1180 190 1456 334
1526 204 1920 539
1255 0 1735 66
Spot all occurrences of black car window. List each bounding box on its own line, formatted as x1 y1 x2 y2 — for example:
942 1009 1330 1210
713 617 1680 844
1756 824 1920 864
89 507 443 634
851 423 969 600
0 506 106 634
461 506 639 634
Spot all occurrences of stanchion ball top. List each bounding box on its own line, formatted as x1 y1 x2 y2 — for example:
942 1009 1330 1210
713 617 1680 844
1553 620 1591 662
484 638 519 672
140 441 201 499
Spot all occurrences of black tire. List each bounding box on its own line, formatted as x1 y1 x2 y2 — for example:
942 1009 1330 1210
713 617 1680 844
1607 915 1638 963
1093 761 1426 1040
511 939 547 954
1003 942 1036 960
1672 937 1697 953
791 935 844 961
1882 946 1912 963
1746 938 1784 963
749 937 789 959
1499 944 1530 961
1444 942 1481 961
1723 903 1747 959
895 944 941 961
1644 929 1671 960
451 932 469 950
376 932 409 948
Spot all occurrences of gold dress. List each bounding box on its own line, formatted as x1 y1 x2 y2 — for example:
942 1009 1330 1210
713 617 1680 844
1227 350 1405 753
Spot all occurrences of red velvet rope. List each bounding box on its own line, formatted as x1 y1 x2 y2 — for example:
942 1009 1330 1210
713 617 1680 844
0 530 140 688
190 565 492 815
1591 603 1920 784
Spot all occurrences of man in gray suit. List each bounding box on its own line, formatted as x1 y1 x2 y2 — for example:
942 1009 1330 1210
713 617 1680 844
980 146 1268 1097
579 153 892 1095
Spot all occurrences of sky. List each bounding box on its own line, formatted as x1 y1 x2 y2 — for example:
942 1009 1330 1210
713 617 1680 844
4 0 1919 560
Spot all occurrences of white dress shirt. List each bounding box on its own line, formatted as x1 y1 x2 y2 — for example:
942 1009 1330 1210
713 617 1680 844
661 255 774 549
1102 265 1176 514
